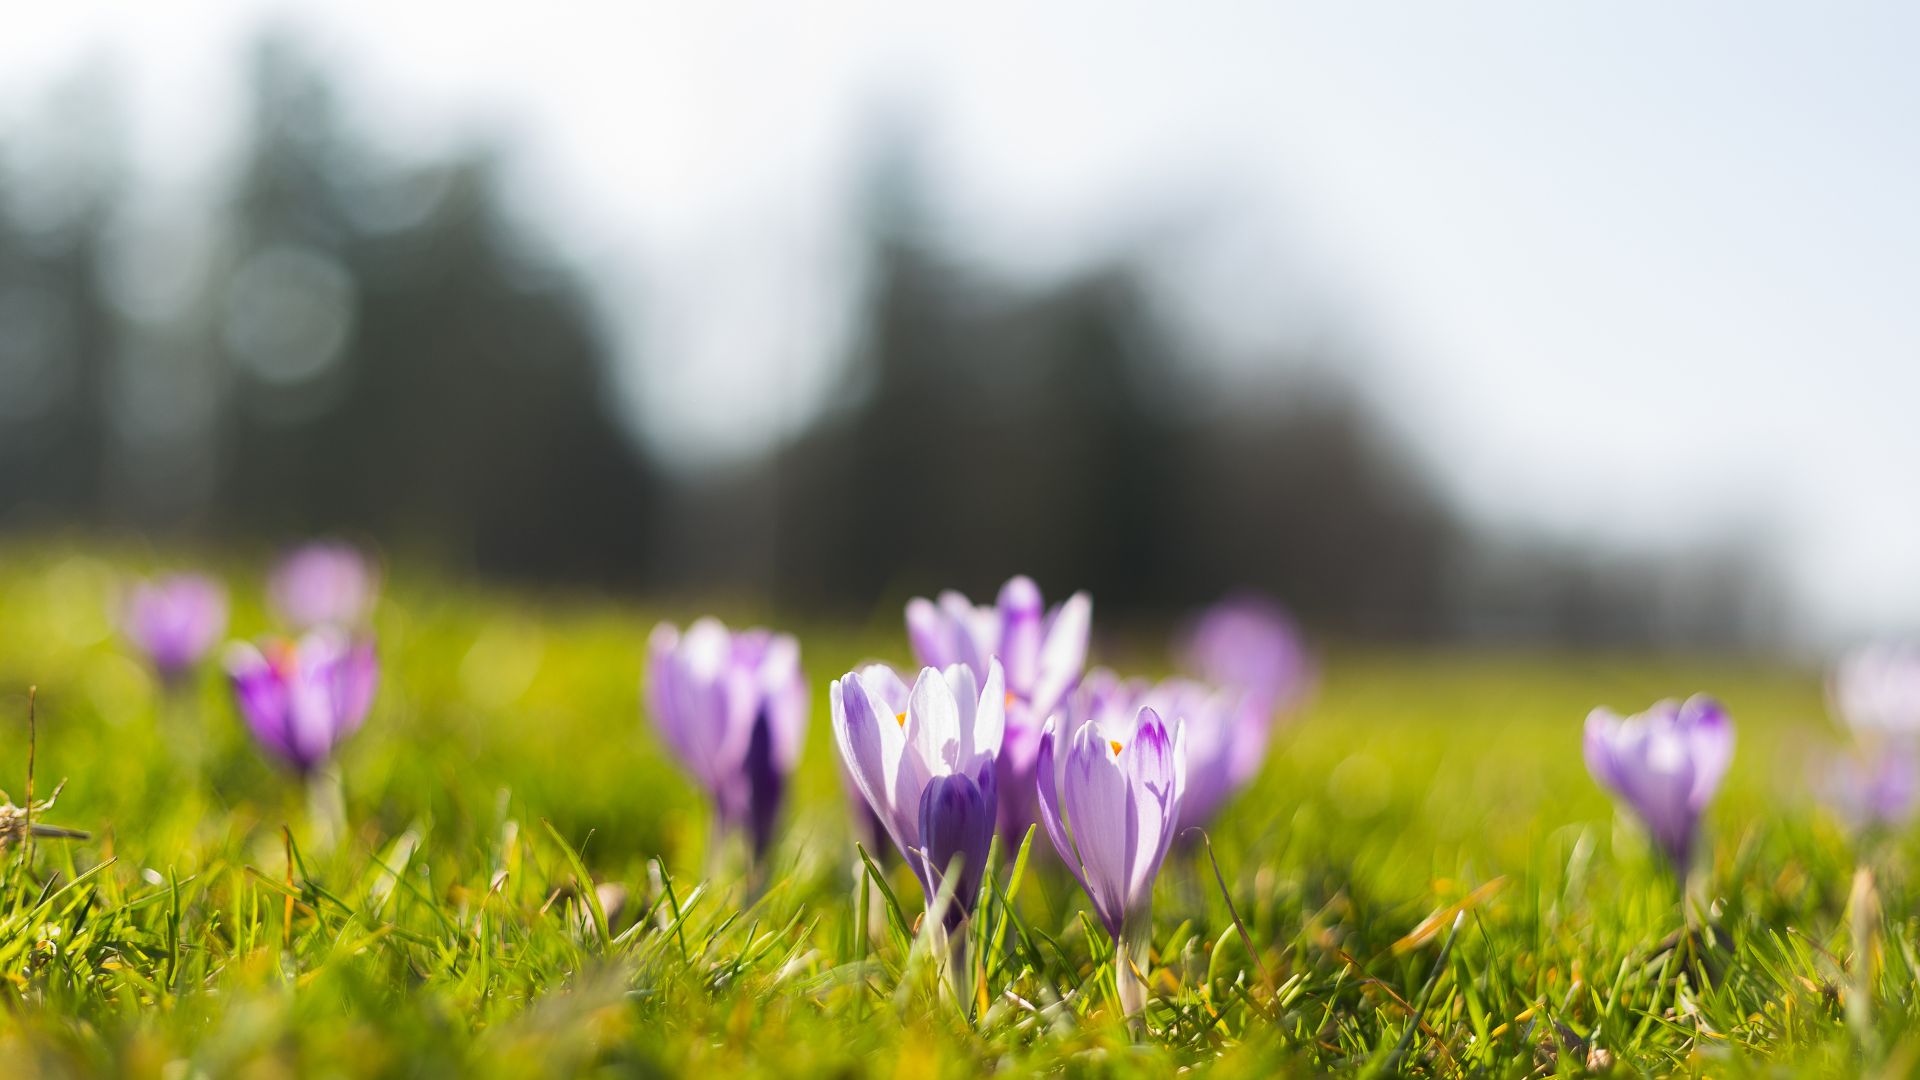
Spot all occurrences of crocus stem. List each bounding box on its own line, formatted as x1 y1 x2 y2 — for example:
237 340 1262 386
705 815 736 886
160 686 203 773
1114 916 1151 1033
1681 865 1707 933
305 767 345 854
927 916 972 1009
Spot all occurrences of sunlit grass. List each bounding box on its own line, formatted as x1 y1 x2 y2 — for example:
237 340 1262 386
0 541 1903 1075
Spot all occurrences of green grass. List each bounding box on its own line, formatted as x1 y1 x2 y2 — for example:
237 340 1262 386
0 542 1906 1076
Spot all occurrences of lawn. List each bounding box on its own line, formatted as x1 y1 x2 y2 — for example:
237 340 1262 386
0 543 1899 1076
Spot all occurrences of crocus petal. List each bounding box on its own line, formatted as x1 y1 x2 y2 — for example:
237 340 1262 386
1582 708 1626 794
1123 708 1183 907
918 771 996 928
833 673 908 852
1678 695 1733 809
997 576 1045 695
942 663 981 767
227 643 300 768
905 597 953 672
757 632 808 769
856 663 913 715
742 705 784 858
936 590 995 677
1029 590 1091 719
908 666 962 775
973 659 1006 763
326 637 380 736
1035 719 1083 893
1062 719 1132 937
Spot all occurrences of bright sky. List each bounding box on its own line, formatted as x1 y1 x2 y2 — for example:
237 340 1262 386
4 1 1918 640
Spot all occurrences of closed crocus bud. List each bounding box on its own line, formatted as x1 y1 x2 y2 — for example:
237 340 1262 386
832 660 1004 926
905 576 1090 842
269 542 378 631
1037 700 1186 1021
226 630 378 776
918 772 996 931
1831 644 1920 738
645 619 807 862
1583 695 1733 873
122 573 228 683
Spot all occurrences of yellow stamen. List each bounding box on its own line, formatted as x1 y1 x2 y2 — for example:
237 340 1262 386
1109 740 1124 756
1006 691 1019 709
895 712 908 728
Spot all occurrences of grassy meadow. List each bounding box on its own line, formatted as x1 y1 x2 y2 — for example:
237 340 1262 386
0 542 1905 1076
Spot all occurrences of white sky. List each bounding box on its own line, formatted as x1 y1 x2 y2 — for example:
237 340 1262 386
4 1 1918 639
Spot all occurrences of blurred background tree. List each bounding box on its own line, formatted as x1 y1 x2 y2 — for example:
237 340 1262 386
0 34 1780 647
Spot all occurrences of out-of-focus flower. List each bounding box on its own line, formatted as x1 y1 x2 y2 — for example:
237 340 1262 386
1583 695 1733 872
269 542 378 630
1037 701 1186 1019
1176 592 1311 718
226 630 378 776
1831 643 1920 737
906 576 1090 841
1076 669 1249 832
121 573 227 682
832 661 1004 928
1821 747 1920 833
645 618 807 861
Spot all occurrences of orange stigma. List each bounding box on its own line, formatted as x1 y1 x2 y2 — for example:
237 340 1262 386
1109 740 1124 755
266 638 300 677
895 712 908 728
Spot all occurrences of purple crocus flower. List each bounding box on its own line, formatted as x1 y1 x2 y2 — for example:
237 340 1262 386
1583 695 1734 872
1037 699 1186 1019
1830 643 1920 737
832 660 1004 928
269 541 378 630
906 576 1090 841
1077 669 1250 832
121 573 228 683
645 618 807 861
1821 747 1920 833
226 630 378 776
1176 592 1311 719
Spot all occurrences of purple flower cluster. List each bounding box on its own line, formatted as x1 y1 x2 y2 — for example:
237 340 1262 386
118 542 383 779
823 577 1309 1018
907 577 1090 842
